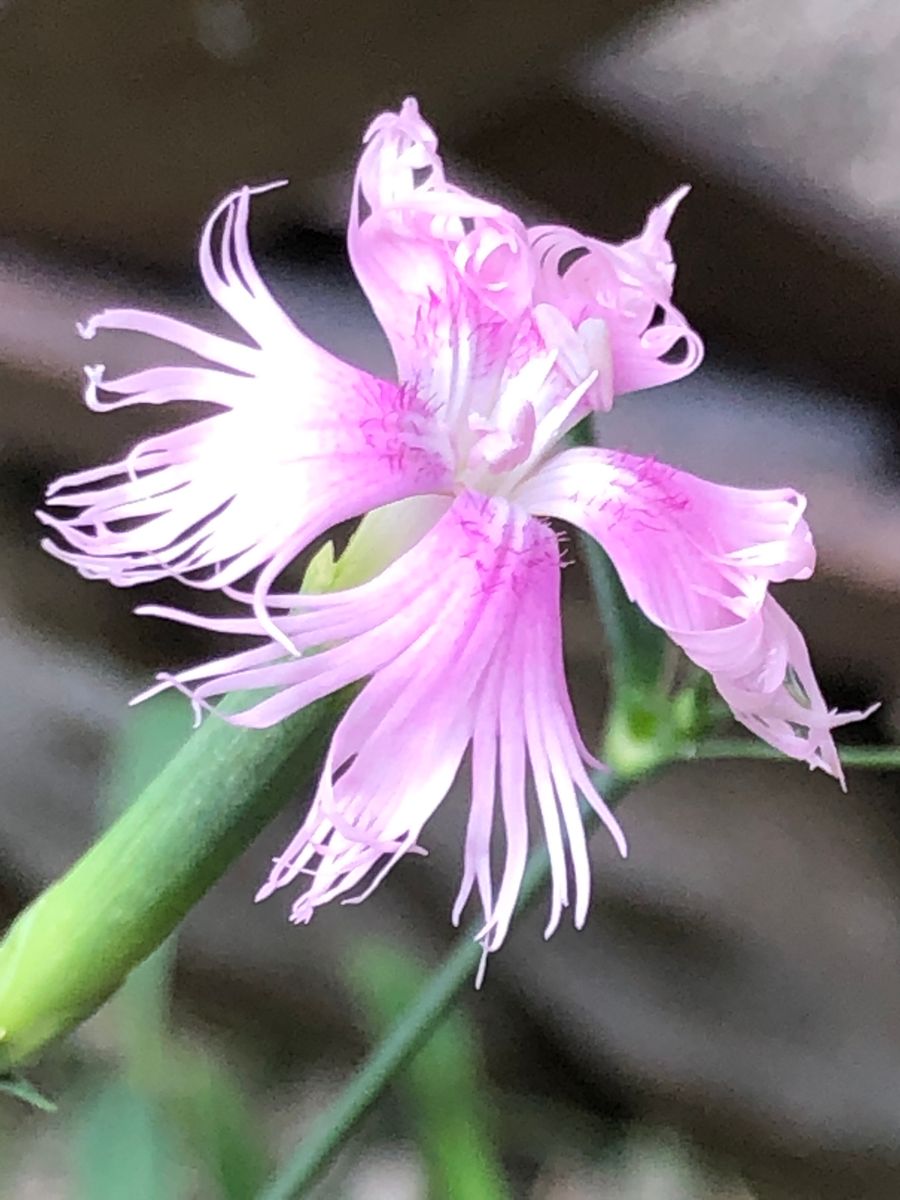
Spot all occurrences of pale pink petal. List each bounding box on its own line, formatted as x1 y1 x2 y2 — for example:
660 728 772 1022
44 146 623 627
78 312 259 376
518 448 814 621
140 491 625 963
77 183 362 378
41 373 450 612
349 100 618 446
196 182 304 354
40 185 453 622
519 447 870 779
529 187 704 395
348 97 535 388
683 596 878 788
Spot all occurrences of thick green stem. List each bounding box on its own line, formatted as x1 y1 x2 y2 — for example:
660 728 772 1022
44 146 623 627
0 691 346 1069
257 770 636 1200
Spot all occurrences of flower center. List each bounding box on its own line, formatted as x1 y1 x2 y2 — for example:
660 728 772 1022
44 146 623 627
466 402 537 474
434 302 612 501
453 357 601 501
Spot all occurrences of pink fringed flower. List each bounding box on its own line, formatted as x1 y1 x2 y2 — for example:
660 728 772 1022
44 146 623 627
41 98 871 969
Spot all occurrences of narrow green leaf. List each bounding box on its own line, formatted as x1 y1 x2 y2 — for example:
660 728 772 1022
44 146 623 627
567 416 670 696
0 1073 58 1111
567 415 690 778
579 533 670 697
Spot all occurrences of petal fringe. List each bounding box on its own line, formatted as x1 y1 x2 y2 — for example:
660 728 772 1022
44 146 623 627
40 186 453 621
348 97 535 399
529 187 704 395
140 491 625 965
520 447 871 780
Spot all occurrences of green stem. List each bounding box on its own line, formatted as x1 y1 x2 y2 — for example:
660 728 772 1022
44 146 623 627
0 691 347 1069
688 739 900 770
578 534 668 696
567 417 668 698
257 770 636 1200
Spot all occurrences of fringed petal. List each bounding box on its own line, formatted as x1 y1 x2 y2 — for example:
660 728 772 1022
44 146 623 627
40 186 453 623
41 371 451 622
348 98 535 400
529 187 703 396
682 597 878 789
140 491 625 968
348 100 623 445
519 447 872 780
79 184 366 378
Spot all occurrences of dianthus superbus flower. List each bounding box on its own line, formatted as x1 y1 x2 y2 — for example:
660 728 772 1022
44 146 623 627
41 99 871 970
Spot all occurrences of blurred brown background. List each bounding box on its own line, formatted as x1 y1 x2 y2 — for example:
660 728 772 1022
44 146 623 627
1 2 900 1197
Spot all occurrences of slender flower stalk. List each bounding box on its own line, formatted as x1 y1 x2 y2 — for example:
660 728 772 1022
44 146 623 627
689 740 900 768
40 97 874 974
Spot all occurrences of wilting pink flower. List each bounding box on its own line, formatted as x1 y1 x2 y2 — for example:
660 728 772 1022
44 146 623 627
41 98 871 970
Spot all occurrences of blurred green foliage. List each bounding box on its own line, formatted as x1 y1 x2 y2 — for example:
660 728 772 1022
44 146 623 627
349 942 511 1200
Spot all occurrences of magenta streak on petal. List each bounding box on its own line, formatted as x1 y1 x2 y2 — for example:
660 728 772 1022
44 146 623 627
139 491 622 961
40 187 453 626
348 96 535 412
519 446 872 780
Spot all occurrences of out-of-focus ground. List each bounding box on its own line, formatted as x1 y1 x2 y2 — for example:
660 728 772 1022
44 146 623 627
2 1 900 1196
